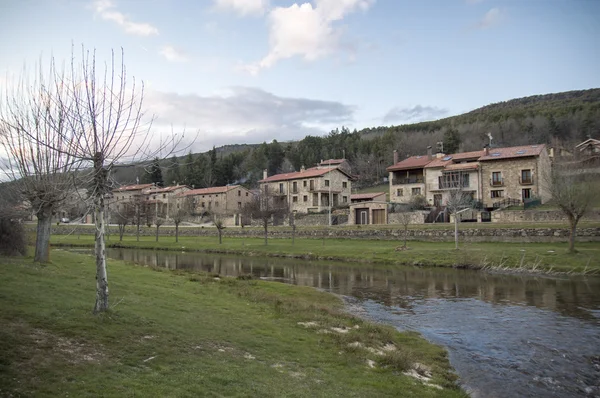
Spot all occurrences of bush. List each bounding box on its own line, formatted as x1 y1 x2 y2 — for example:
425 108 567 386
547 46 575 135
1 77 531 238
0 214 26 256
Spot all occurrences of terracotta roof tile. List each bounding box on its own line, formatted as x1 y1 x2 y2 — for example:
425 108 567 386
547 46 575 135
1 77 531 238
145 185 190 194
386 156 433 172
178 185 239 197
260 167 350 183
350 192 386 201
479 144 546 161
113 183 153 192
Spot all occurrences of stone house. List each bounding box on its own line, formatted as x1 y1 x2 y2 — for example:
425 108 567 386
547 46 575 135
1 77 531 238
177 185 254 225
424 150 483 207
387 150 432 204
349 192 387 225
479 144 551 208
144 185 190 220
109 183 154 217
319 158 352 175
259 166 353 214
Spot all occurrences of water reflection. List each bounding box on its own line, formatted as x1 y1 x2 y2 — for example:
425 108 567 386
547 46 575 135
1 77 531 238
107 248 600 322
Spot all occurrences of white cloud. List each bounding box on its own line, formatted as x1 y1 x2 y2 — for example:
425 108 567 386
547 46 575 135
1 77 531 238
383 105 448 124
145 87 355 151
243 0 374 74
92 0 159 36
213 0 269 16
476 8 503 29
159 46 188 62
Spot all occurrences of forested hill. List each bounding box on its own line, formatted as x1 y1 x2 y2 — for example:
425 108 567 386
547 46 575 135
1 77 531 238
114 88 600 189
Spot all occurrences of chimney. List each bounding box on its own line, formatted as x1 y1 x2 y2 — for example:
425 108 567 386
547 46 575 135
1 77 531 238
301 165 305 172
393 150 399 164
484 144 489 156
263 169 268 180
427 146 433 160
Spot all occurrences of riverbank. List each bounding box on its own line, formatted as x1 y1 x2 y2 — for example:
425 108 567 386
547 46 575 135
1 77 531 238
0 250 465 397
51 234 600 274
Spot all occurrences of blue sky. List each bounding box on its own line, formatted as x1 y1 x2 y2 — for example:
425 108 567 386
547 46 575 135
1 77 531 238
1 0 599 152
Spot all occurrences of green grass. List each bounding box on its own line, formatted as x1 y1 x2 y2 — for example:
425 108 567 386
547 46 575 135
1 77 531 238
0 250 465 397
51 234 600 274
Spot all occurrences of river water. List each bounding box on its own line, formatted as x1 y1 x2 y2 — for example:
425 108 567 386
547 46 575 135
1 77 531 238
98 248 600 397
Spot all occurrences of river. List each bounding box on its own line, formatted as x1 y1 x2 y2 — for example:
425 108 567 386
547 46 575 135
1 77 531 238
94 248 600 397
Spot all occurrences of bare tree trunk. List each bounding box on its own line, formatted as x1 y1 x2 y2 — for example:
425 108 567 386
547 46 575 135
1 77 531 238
119 225 125 241
218 229 222 244
454 216 459 250
34 212 52 263
156 225 159 242
403 224 408 248
263 221 268 246
568 216 577 253
175 224 179 243
93 194 109 313
292 225 296 245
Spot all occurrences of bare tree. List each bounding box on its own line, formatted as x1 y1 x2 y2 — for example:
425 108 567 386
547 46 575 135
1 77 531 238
242 187 289 245
547 162 598 253
155 217 164 242
395 195 427 249
112 202 134 241
445 178 474 250
213 214 225 244
289 211 296 245
0 59 78 262
54 47 185 313
172 208 188 243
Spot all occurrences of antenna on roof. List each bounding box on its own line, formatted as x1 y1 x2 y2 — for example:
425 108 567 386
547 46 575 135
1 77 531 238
487 132 493 148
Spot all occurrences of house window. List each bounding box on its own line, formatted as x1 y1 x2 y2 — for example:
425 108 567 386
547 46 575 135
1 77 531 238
522 189 532 200
215 202 219 207
491 171 503 186
303 181 307 187
303 195 308 202
342 181 347 188
343 196 347 203
163 194 166 199
208 202 212 209
153 196 156 200
238 190 241 196
411 187 421 196
202 202 205 208
397 188 403 197
325 180 330 187
238 202 242 209
491 190 503 198
246 192 249 196
521 169 532 184
279 183 284 193
292 196 298 203
292 181 298 193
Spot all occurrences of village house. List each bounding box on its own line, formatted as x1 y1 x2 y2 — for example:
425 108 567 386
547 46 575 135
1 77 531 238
348 192 387 225
177 185 254 226
387 144 552 214
109 183 154 217
319 158 352 175
259 164 353 214
144 185 190 220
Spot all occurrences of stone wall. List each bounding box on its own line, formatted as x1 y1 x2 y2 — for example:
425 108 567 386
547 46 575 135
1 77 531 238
45 224 600 243
492 209 600 223
387 211 428 225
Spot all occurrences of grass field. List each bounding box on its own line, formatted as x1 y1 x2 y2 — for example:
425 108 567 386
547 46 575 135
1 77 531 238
0 250 466 397
51 234 600 274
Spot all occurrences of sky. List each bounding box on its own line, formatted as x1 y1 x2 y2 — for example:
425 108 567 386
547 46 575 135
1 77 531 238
1 0 599 153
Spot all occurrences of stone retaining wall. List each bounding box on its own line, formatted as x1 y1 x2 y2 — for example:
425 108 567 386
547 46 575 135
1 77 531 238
44 224 600 243
492 209 600 223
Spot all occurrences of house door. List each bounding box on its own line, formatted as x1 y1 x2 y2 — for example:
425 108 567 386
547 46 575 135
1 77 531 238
434 194 443 207
355 208 369 225
372 209 386 224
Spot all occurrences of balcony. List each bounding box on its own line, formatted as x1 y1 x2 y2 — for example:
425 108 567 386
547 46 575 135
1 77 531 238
392 177 424 185
519 176 534 185
438 181 470 190
490 179 504 187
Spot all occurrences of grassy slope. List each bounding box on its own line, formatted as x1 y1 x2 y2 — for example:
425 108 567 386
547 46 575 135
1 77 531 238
52 234 600 273
0 250 465 397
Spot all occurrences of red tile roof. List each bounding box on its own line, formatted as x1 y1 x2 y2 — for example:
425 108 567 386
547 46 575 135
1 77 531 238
351 192 386 201
145 185 190 194
444 163 479 171
479 144 546 161
113 183 153 192
260 167 351 183
386 156 433 172
178 185 240 197
320 159 346 166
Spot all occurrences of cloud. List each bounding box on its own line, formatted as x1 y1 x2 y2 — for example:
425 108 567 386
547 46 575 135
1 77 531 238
145 87 355 151
475 8 503 29
92 0 159 36
213 0 269 16
159 46 188 62
242 0 374 74
383 105 448 124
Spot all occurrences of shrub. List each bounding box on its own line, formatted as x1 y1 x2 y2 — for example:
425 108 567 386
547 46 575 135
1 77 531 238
0 213 26 256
